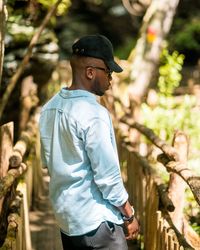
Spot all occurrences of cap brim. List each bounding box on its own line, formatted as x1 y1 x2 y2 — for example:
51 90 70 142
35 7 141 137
107 60 123 73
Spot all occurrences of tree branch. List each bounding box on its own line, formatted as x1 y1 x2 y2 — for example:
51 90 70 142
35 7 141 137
165 161 200 207
0 0 62 120
0 0 6 87
120 116 179 161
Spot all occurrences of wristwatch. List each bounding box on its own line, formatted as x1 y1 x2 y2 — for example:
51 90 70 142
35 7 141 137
122 206 135 223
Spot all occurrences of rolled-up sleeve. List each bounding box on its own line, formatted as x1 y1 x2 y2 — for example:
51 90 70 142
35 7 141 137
84 117 128 207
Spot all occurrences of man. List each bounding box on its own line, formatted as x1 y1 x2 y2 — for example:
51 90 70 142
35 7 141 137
39 34 139 250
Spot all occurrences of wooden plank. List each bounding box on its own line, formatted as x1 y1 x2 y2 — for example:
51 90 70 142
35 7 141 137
140 174 146 233
128 151 135 204
146 175 151 247
148 180 159 250
162 226 167 250
31 130 45 204
174 241 179 250
0 122 14 245
160 219 164 250
0 122 13 178
167 231 174 250
24 160 33 209
17 182 32 250
156 211 161 250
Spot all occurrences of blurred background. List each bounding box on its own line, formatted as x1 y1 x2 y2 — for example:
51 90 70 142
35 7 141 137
0 1 200 249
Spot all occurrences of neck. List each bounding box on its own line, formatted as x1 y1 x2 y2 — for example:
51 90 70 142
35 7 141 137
68 82 84 90
68 74 91 92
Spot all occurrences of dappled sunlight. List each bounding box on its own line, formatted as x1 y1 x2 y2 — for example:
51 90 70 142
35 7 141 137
29 169 63 250
0 0 200 249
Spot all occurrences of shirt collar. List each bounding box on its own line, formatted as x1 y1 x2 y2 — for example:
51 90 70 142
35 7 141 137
59 88 97 100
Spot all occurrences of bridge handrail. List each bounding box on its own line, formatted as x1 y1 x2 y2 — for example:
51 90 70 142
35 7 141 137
120 117 200 207
0 108 43 250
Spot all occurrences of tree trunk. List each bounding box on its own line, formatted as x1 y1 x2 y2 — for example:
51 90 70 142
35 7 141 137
128 0 180 103
0 0 6 87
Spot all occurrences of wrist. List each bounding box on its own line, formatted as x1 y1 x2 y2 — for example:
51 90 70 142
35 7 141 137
122 206 135 223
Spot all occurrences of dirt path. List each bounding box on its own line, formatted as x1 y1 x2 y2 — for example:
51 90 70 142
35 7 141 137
29 170 63 250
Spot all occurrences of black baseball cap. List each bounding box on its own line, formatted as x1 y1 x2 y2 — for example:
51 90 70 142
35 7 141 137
72 34 123 73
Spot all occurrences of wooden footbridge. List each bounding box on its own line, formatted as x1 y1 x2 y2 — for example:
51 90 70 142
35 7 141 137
0 103 200 250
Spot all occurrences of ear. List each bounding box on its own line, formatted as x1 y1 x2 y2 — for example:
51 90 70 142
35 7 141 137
85 67 94 80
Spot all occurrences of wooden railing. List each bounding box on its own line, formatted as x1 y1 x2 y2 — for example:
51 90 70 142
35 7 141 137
101 91 200 250
116 122 200 250
0 109 44 250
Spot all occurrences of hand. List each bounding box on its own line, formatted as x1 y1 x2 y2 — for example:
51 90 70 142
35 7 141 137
124 217 140 240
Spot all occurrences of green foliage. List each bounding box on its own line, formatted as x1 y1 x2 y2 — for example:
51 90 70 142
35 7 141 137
6 0 71 26
142 95 200 147
141 47 200 233
7 21 35 43
142 48 200 160
37 0 71 15
158 49 184 96
6 17 57 46
6 0 60 46
184 188 200 234
115 36 137 59
191 222 200 235
171 17 200 52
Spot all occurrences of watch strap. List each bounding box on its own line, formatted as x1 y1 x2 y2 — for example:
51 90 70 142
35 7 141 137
122 206 135 223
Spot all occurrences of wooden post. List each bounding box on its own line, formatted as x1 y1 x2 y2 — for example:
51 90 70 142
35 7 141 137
0 122 13 212
19 75 38 133
0 122 14 246
156 211 162 250
168 131 188 232
17 182 32 250
31 129 45 206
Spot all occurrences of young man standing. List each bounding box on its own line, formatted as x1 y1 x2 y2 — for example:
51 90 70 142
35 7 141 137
39 34 139 250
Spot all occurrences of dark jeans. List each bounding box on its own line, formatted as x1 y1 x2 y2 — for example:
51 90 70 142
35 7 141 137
60 221 128 250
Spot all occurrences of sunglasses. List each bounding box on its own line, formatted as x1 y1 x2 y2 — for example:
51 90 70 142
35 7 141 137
86 66 112 78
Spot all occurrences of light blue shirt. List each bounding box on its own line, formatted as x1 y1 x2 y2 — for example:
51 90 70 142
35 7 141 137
39 88 128 236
